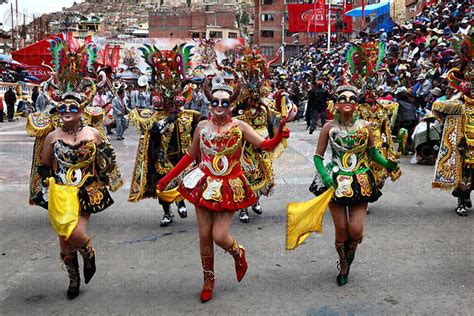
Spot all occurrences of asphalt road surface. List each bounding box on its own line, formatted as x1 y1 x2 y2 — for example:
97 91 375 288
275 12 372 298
0 118 472 315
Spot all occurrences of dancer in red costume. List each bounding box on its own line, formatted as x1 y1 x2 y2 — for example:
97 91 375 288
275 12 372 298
157 76 289 303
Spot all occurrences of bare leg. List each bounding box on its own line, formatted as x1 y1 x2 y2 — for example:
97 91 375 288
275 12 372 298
328 202 349 242
212 211 235 250
195 207 214 255
348 203 367 241
212 211 247 282
67 213 91 248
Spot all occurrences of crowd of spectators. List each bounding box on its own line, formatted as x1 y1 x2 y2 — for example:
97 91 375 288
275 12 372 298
274 0 472 138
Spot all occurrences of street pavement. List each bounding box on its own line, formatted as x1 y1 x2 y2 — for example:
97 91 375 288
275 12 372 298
0 118 472 315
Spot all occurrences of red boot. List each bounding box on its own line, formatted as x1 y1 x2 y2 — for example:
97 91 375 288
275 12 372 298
200 254 215 303
226 238 248 282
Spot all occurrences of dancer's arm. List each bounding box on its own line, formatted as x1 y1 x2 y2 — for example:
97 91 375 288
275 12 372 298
239 118 290 151
38 132 57 184
313 122 335 188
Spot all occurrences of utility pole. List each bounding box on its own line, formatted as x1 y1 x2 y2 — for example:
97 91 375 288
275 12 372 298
16 0 19 32
33 14 36 42
22 12 25 48
11 3 15 51
327 0 331 52
39 16 43 41
281 15 285 64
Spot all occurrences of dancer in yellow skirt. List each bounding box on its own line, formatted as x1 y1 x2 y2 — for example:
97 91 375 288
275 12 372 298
27 35 122 299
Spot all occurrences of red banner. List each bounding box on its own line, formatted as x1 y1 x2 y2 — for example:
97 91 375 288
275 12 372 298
288 4 352 33
24 65 52 82
110 46 121 69
102 43 110 67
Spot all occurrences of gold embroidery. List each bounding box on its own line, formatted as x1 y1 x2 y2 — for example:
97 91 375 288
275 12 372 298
85 182 105 205
155 161 174 174
335 175 354 198
177 113 193 153
356 173 372 197
202 178 223 202
229 178 245 203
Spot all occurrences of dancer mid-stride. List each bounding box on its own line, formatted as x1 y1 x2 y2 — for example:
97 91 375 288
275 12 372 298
157 76 289 302
287 85 398 287
27 36 123 299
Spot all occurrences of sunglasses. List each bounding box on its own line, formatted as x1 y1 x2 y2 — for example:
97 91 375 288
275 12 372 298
337 95 358 104
211 98 231 108
58 104 80 113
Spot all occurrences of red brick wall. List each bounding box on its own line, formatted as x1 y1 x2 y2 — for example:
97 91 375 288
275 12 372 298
149 9 237 38
254 0 285 58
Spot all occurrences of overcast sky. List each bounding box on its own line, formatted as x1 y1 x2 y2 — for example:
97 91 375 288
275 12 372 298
1 0 77 29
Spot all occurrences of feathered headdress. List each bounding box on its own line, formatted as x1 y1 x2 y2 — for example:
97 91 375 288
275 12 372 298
236 45 279 81
139 44 192 109
46 34 97 109
343 41 386 102
234 45 280 103
446 34 473 97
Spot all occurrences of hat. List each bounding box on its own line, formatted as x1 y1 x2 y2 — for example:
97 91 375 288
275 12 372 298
432 28 444 35
430 87 442 96
430 36 439 42
417 73 426 80
422 112 436 121
460 18 469 24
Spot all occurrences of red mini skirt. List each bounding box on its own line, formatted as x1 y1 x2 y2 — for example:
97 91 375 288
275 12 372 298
178 166 256 212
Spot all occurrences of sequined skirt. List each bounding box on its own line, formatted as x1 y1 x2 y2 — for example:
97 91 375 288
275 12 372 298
309 170 381 206
178 166 256 212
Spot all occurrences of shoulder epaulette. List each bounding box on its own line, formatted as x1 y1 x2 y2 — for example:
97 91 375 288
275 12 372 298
26 112 54 137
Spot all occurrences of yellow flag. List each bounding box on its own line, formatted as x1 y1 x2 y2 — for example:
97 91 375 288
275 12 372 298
48 177 80 239
156 186 184 203
286 187 335 250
